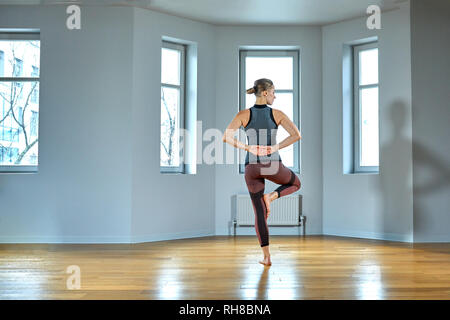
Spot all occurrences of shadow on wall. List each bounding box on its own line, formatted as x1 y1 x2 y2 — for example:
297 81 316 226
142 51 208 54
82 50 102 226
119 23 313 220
377 100 413 239
411 128 450 239
376 99 450 241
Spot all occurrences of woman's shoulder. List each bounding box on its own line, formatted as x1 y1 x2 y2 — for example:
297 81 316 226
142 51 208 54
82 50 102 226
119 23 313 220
238 108 251 117
239 108 251 128
271 108 284 126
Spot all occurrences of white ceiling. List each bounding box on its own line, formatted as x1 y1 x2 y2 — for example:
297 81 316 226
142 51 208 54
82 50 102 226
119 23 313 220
0 0 409 26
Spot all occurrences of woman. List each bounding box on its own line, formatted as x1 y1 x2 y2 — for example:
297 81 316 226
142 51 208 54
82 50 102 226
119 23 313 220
222 78 302 266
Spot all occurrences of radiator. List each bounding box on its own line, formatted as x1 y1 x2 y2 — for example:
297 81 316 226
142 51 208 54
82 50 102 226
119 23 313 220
233 194 305 235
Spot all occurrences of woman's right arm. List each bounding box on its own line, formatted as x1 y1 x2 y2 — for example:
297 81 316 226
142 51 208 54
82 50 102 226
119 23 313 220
222 110 249 151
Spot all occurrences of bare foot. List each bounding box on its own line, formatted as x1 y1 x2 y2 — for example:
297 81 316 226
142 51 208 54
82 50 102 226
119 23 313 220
263 192 277 218
259 256 272 266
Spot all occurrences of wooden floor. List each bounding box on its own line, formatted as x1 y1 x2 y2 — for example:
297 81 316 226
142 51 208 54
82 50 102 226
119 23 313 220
0 235 449 300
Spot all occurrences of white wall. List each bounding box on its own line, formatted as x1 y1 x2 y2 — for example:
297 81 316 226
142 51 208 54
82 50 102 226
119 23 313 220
410 0 450 242
130 8 216 242
322 2 414 242
214 26 323 237
0 5 134 242
0 5 217 243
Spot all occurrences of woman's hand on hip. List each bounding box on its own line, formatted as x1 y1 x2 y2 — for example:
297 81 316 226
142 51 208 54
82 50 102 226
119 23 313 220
249 145 270 156
248 145 260 156
257 145 279 156
248 145 279 156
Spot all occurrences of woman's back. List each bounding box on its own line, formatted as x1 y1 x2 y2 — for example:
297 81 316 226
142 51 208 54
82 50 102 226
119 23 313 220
243 104 282 165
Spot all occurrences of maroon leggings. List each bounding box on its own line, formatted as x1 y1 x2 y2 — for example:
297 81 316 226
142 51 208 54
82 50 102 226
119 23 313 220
244 161 301 247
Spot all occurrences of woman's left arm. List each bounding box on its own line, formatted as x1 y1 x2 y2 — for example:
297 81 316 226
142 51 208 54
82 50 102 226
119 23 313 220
222 110 249 151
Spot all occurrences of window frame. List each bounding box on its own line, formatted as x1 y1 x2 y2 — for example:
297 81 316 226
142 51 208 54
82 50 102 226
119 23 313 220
352 41 379 173
238 49 300 174
0 32 40 173
160 40 186 174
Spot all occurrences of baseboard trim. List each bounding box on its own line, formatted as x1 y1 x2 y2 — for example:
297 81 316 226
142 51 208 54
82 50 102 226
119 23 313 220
0 229 215 244
323 228 414 243
2 230 446 244
413 235 450 243
131 229 214 244
0 235 132 244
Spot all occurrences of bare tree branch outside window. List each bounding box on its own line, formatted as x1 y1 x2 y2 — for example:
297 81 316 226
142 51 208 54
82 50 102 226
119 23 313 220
161 87 176 166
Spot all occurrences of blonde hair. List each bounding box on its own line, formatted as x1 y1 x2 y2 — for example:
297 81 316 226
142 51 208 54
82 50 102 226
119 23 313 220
246 78 274 96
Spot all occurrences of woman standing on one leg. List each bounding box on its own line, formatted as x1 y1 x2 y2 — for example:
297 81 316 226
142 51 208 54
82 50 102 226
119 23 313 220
222 78 302 266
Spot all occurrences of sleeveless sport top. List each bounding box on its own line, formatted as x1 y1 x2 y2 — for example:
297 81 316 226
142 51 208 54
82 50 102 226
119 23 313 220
243 104 282 166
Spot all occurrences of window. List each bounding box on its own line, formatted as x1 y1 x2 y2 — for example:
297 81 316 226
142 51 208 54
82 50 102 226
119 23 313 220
18 106 23 133
353 42 379 173
0 99 19 142
14 58 24 92
0 33 40 172
30 110 38 137
160 40 185 173
0 146 19 164
0 51 4 76
239 50 300 173
31 66 39 103
31 65 38 76
14 58 23 77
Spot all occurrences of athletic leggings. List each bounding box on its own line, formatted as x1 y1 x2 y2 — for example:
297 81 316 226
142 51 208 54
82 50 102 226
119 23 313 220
244 161 301 247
